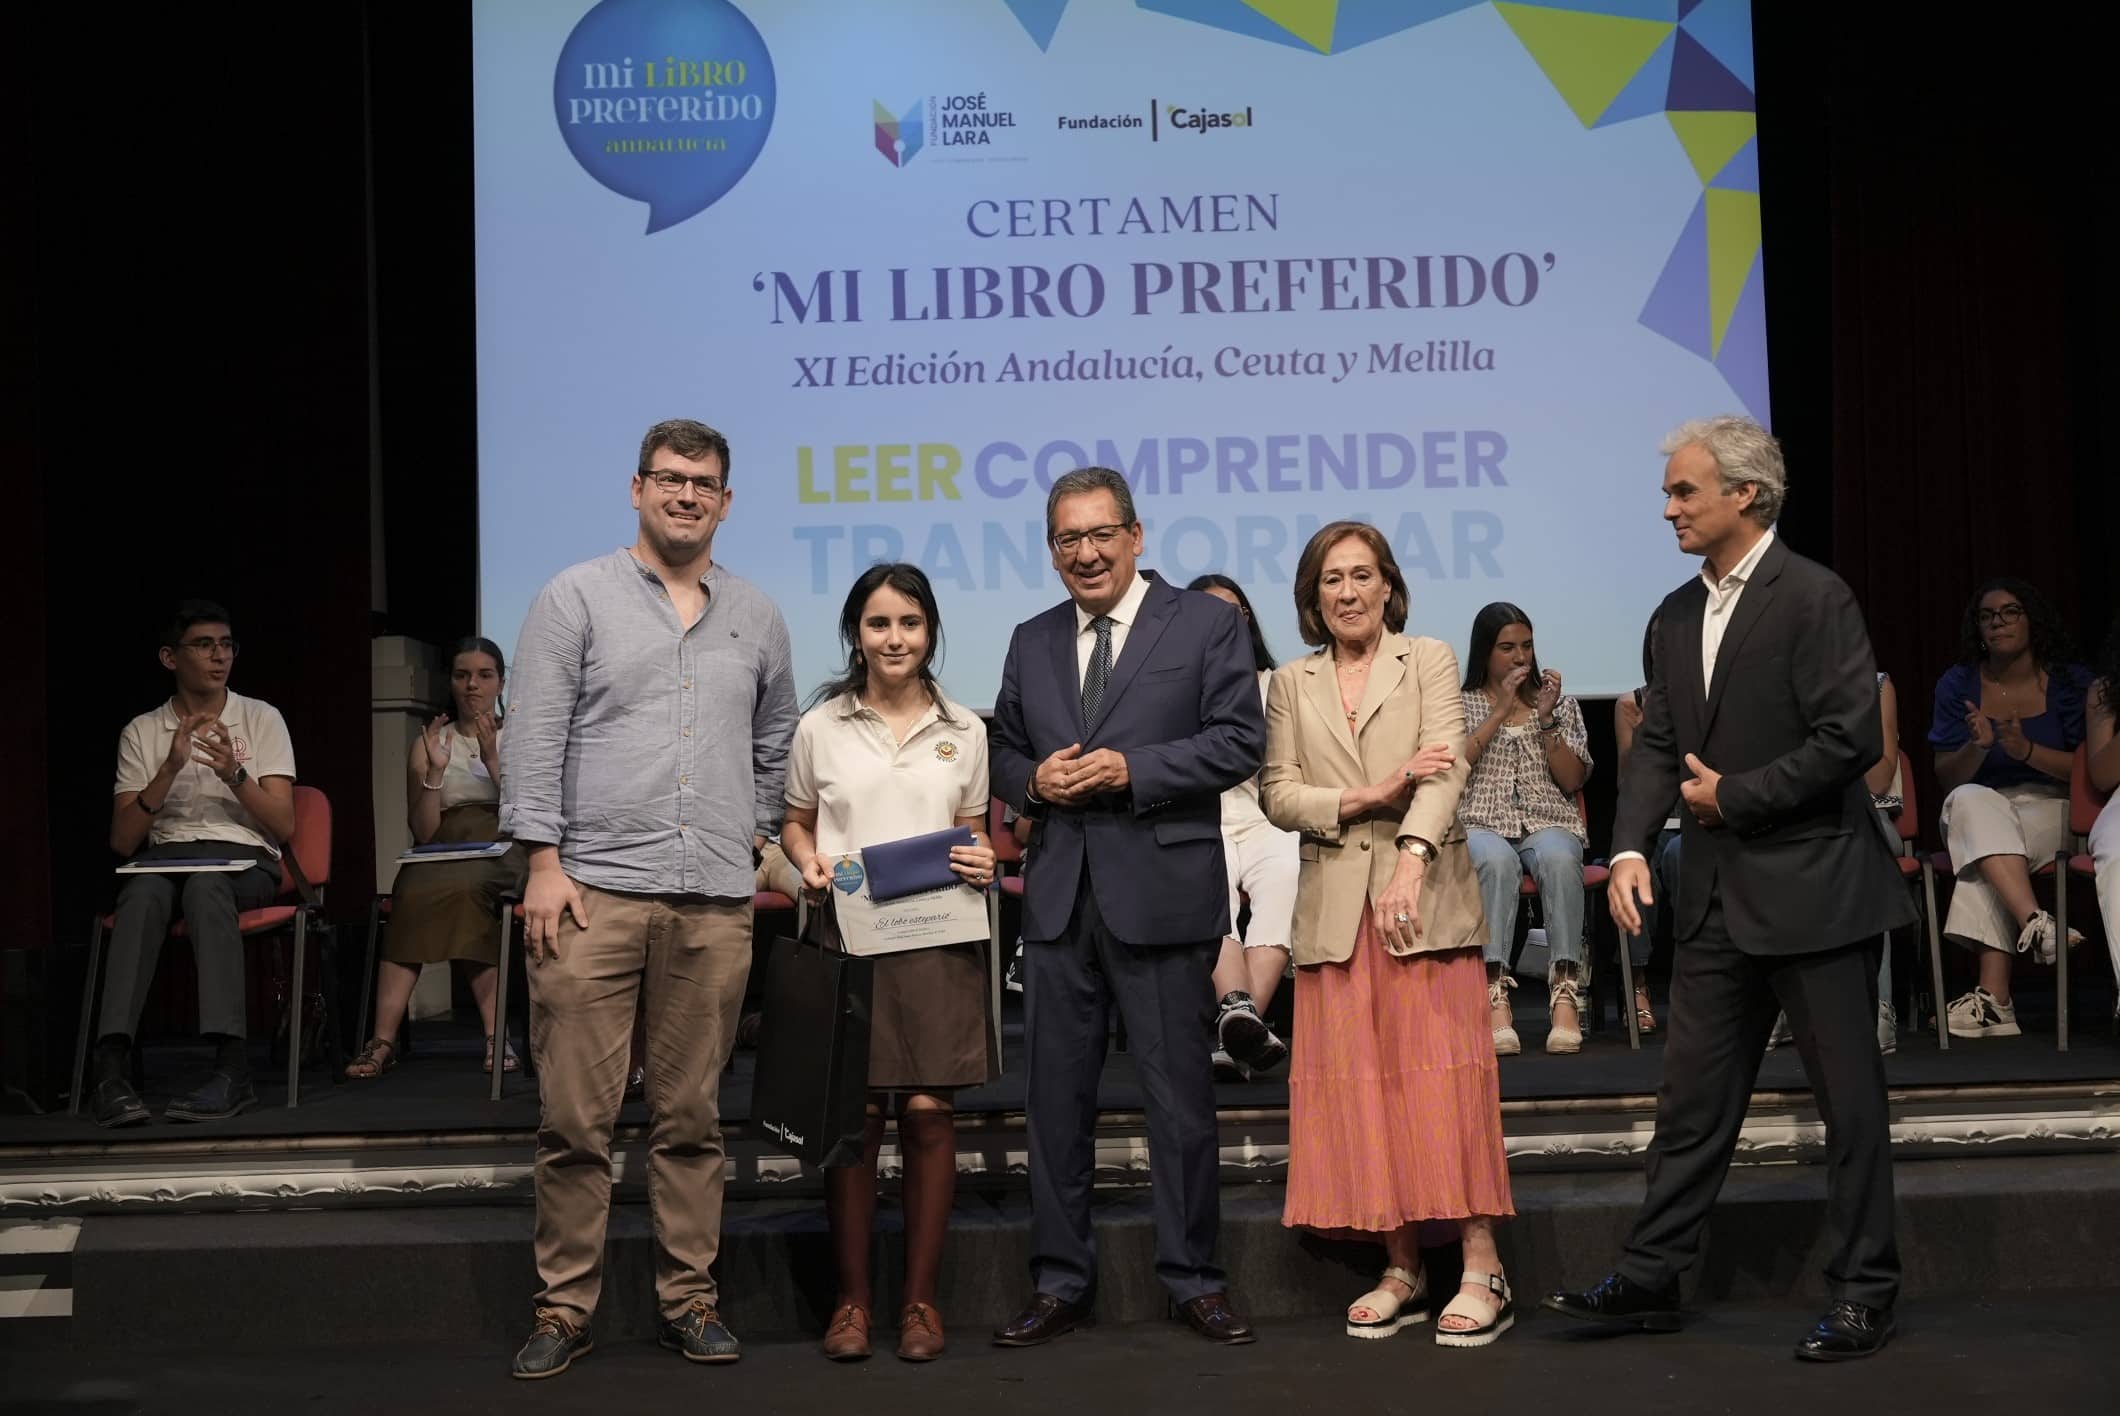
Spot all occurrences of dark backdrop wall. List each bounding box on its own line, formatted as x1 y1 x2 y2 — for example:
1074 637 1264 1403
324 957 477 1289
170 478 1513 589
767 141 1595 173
16 7 385 1090
1756 11 2113 843
10 5 2108 1103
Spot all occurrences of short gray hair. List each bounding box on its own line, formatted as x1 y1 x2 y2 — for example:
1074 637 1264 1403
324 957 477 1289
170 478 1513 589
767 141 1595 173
1045 466 1138 540
1660 415 1785 526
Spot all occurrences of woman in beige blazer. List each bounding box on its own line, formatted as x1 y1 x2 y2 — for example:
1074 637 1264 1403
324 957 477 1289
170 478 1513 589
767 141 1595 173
1261 521 1515 1349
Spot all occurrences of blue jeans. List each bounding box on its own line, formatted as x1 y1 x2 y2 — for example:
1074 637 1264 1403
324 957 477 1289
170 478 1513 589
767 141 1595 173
1468 826 1585 976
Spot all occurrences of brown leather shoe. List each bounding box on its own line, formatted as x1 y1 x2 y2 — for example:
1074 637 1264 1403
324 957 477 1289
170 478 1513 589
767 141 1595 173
897 1301 945 1361
822 1303 871 1361
1177 1293 1256 1345
992 1293 1089 1347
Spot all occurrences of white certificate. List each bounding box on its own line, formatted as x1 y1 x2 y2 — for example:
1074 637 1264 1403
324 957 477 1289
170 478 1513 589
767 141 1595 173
828 849 989 958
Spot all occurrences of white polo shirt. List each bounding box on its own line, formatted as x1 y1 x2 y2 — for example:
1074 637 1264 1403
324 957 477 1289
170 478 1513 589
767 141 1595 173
114 691 298 853
785 691 989 855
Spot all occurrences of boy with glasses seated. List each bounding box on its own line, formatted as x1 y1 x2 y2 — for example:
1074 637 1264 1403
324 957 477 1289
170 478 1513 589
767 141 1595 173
92 600 297 1125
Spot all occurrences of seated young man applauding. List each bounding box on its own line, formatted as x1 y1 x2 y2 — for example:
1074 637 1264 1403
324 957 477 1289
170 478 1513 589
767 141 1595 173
93 600 297 1126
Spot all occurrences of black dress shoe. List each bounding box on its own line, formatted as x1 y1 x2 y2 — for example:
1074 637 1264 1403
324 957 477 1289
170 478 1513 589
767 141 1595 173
165 1070 257 1123
91 1076 152 1128
1794 1301 1894 1361
1176 1293 1256 1345
1540 1273 1682 1331
992 1293 1089 1348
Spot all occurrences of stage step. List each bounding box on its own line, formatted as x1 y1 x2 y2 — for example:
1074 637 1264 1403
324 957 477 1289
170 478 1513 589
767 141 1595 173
17 1152 2120 1352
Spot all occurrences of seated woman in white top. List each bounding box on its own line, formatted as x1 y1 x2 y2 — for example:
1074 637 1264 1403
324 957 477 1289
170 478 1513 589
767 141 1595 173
781 562 997 1364
1457 603 1592 1057
1186 574 1299 1078
347 637 527 1079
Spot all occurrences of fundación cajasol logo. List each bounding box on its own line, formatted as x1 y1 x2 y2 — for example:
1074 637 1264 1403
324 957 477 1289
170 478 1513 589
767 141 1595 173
874 98 924 167
552 0 777 233
1150 99 1255 141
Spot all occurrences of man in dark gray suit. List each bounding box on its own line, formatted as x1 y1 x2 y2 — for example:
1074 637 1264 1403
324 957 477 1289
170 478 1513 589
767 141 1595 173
989 467 1265 1348
1544 416 1913 1361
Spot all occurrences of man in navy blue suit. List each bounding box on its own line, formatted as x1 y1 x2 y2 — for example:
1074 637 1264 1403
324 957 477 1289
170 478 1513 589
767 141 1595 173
989 467 1266 1349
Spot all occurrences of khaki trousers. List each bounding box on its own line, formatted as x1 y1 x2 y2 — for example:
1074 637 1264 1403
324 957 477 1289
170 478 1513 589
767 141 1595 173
528 885 752 1324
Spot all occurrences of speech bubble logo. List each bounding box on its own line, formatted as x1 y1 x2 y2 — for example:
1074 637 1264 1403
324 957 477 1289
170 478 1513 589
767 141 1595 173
553 0 776 234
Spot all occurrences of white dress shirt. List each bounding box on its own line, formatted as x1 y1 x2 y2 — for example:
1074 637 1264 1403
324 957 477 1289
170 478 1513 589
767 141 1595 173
1698 528 1775 695
1613 529 1775 867
1073 567 1153 689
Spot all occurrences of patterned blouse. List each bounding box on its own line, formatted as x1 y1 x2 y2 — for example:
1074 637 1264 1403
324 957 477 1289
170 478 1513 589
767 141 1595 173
1458 689 1593 844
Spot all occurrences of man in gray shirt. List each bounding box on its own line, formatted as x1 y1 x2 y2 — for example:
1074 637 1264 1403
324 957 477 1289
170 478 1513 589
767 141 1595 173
501 418 797 1379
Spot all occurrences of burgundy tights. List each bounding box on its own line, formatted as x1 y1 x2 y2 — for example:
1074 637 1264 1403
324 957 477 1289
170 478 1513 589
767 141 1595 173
825 1103 958 1308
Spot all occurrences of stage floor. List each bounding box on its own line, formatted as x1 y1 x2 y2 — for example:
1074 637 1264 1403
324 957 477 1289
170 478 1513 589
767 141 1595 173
7 1292 2115 1416
8 997 2116 1148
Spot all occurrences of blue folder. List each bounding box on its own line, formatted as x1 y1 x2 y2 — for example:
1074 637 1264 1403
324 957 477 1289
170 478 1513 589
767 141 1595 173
862 826 974 902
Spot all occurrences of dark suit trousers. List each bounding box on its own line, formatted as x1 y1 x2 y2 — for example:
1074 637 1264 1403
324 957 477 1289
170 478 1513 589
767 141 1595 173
1024 866 1223 1306
1618 899 1900 1310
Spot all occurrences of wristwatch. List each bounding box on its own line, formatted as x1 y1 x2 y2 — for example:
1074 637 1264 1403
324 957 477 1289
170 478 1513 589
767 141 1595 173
224 765 249 790
1397 835 1436 864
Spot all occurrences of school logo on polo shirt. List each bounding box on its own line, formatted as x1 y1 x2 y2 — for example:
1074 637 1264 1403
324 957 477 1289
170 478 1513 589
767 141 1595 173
934 740 959 762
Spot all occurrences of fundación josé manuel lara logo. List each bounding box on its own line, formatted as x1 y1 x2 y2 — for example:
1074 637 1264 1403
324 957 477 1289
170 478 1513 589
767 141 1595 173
874 91 1018 167
874 98 924 167
553 0 777 233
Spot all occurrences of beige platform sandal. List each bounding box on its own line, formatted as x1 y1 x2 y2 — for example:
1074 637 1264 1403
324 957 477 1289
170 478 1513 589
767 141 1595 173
1488 974 1520 1056
1345 1265 1428 1339
1436 1271 1514 1348
1546 969 1584 1054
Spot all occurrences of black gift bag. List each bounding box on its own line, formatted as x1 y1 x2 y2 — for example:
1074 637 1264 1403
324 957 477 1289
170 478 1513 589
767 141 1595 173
750 901 874 1168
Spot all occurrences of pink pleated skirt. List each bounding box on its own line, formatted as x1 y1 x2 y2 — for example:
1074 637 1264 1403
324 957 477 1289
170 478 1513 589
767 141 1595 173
1283 907 1514 1237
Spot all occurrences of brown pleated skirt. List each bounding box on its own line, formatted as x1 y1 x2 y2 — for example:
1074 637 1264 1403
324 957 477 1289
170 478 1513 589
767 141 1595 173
866 938 997 1093
383 804 527 966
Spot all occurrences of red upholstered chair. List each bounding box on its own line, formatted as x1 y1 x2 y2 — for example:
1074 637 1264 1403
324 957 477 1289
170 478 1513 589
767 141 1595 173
2057 745 2113 1034
989 796 1025 901
72 785 337 1112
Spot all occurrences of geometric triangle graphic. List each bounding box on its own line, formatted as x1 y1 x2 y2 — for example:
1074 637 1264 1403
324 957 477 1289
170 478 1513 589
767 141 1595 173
1709 135 1759 191
1639 194 1712 359
1493 3 1676 127
1678 0 1704 13
1680 0 1754 90
1331 0 1486 52
1509 0 1676 16
1705 186 1761 357
1138 0 1330 52
1595 28 1675 127
1667 110 1755 183
1666 26 1754 110
1713 249 1772 421
1001 0 1073 50
1239 0 1336 51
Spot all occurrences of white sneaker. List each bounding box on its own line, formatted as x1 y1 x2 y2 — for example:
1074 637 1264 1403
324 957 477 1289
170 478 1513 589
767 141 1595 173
1945 987 2020 1038
1488 974 1520 1056
1766 1012 1793 1049
1877 1001 1898 1055
2014 910 2081 966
